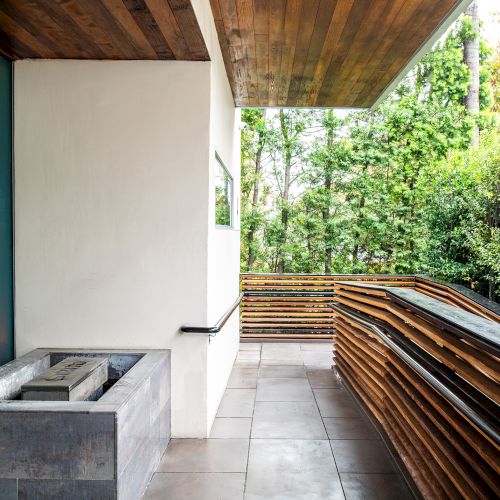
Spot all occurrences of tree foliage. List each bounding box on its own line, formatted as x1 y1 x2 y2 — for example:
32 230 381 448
240 15 499 300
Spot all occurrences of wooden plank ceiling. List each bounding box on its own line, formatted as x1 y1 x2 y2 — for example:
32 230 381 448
0 0 209 61
210 0 463 107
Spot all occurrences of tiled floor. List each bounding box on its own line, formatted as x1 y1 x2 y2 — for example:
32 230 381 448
143 343 413 500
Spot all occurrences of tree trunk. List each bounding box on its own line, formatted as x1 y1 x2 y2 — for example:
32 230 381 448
246 144 262 270
351 197 364 267
486 180 499 301
278 109 292 273
323 175 332 274
323 111 334 274
464 1 480 146
247 110 266 271
352 164 367 269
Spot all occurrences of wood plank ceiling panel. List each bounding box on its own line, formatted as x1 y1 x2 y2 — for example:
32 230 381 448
210 0 463 107
0 0 209 61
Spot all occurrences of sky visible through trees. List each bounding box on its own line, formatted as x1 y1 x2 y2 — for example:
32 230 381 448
240 7 500 301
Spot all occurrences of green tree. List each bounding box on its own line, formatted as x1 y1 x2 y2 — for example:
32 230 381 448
422 131 500 299
240 109 269 271
238 12 498 301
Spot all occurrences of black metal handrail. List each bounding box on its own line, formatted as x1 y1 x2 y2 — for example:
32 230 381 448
181 293 243 336
329 301 500 445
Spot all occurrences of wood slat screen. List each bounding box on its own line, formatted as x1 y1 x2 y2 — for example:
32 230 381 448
240 274 415 339
414 277 500 322
331 283 500 499
240 274 500 340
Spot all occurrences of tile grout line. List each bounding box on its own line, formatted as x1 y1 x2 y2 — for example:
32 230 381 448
243 343 260 496
311 361 348 500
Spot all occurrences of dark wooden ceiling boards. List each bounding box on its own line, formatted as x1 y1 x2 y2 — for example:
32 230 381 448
210 0 463 107
0 0 209 61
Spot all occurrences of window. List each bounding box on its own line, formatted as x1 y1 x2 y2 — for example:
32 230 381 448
215 153 233 227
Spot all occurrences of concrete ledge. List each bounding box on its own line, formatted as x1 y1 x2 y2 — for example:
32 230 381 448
0 349 171 500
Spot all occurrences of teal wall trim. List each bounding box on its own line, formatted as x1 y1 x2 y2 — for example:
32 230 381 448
0 56 13 365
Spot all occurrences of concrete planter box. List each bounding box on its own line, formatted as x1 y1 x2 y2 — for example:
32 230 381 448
0 349 171 500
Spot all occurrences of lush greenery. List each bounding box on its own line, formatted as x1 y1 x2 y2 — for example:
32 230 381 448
240 16 500 300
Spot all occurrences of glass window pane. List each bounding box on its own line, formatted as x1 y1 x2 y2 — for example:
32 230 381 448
215 155 233 227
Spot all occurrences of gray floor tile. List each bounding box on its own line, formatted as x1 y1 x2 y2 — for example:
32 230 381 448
217 389 256 417
157 439 249 473
239 343 262 351
143 472 245 500
231 366 259 377
245 439 344 500
300 343 333 351
302 351 333 367
260 358 304 366
227 367 258 389
210 418 252 438
307 368 341 388
259 365 306 378
252 401 327 439
314 389 361 417
237 351 261 361
234 359 260 368
261 344 302 361
331 440 396 473
261 350 303 362
340 473 413 500
324 418 379 440
256 378 314 402
262 343 301 352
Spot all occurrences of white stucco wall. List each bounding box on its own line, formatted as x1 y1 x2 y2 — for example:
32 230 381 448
14 59 217 437
192 0 242 432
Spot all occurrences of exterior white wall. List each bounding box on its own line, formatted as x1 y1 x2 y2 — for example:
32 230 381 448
192 0 242 432
14 59 214 437
14 3 241 439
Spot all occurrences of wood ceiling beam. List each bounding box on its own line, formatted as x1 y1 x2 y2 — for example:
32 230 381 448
0 0 209 62
211 0 471 108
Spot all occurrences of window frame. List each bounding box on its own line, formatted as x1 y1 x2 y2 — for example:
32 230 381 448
214 152 234 229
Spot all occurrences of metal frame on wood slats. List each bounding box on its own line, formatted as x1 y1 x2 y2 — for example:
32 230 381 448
330 283 500 499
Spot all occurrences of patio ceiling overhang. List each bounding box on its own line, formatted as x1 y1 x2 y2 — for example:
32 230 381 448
0 0 209 61
0 1 471 108
210 0 472 108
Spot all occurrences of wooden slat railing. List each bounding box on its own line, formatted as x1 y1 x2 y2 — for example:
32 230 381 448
241 274 337 339
240 273 500 339
240 273 500 496
413 276 500 322
331 282 500 499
